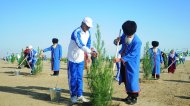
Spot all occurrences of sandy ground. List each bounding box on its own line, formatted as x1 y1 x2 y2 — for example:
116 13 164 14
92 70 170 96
0 60 189 106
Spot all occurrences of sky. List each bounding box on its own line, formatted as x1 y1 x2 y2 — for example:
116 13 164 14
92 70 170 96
0 0 190 58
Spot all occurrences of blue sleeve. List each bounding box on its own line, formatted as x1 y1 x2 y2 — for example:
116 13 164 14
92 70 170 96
73 31 85 48
86 34 91 49
121 41 142 62
160 50 163 63
43 46 52 52
59 45 62 59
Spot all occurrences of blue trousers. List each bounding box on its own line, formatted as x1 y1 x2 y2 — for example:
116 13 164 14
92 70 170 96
68 61 84 97
30 60 37 72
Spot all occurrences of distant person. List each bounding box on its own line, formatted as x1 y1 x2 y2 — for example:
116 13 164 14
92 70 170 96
148 41 163 79
27 45 37 74
67 17 94 104
23 46 30 68
24 46 30 57
161 51 168 68
16 53 21 62
42 38 62 76
43 55 47 61
114 20 142 105
168 50 177 73
179 53 184 64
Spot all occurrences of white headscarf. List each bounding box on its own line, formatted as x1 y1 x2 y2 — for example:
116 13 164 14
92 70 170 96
169 50 175 58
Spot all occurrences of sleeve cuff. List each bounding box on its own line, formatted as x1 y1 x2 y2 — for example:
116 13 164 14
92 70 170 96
82 46 91 54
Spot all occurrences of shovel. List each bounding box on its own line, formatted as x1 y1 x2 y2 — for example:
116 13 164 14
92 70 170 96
162 60 177 73
113 29 122 72
18 58 27 69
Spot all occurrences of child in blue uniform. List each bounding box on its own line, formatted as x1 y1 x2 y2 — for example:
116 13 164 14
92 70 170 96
42 38 62 76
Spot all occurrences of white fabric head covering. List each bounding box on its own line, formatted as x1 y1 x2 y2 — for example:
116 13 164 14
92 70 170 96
83 17 93 28
28 45 33 49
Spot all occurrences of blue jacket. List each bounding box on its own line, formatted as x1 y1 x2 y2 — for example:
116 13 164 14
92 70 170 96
67 27 91 63
27 49 37 63
119 34 142 92
148 48 163 75
43 44 62 71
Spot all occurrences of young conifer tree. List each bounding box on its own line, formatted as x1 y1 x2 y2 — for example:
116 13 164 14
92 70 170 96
10 53 16 64
18 49 24 65
87 24 113 106
33 47 43 75
142 42 153 80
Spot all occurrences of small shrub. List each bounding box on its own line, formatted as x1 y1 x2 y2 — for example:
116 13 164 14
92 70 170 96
142 42 153 80
60 58 67 63
33 47 43 75
10 54 16 64
18 49 27 66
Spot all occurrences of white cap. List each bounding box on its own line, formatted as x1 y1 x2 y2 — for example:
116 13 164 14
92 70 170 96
28 45 33 49
83 17 93 28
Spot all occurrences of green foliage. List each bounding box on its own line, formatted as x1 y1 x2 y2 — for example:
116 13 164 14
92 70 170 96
10 54 16 64
18 49 26 66
87 24 113 106
162 52 168 68
142 42 153 80
60 58 67 63
93 24 105 58
33 47 43 75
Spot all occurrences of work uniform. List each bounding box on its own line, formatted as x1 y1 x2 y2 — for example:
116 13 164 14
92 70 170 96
67 27 91 97
43 44 62 75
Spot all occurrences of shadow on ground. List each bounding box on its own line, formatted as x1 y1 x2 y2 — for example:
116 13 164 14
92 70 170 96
175 96 190 99
163 80 190 83
2 71 31 76
0 86 91 106
1 66 17 69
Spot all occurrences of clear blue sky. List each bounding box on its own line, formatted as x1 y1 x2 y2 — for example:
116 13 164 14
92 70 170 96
0 0 190 58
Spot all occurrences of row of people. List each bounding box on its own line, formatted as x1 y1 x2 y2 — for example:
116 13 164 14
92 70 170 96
18 17 184 105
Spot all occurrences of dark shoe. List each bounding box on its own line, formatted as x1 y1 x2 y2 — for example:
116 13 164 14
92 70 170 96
126 97 137 105
30 71 34 75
